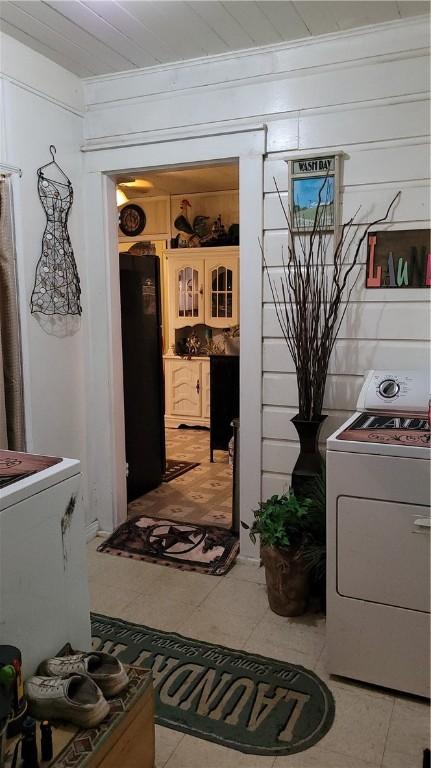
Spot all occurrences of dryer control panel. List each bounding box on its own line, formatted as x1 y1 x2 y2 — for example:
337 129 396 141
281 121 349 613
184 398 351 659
357 370 431 413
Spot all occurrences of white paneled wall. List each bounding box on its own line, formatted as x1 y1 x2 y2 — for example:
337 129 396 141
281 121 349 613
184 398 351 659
83 18 430 148
259 21 430 498
0 34 92 524
263 142 430 498
82 16 430 508
1 15 430 537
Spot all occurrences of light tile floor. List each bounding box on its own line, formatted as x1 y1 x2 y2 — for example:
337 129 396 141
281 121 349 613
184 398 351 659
128 428 232 527
87 538 430 768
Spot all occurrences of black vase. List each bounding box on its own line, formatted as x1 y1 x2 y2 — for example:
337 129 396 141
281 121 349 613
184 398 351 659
291 415 327 496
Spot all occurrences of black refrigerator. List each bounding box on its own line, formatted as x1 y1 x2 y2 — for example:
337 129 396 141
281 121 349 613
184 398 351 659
119 252 166 502
209 354 239 462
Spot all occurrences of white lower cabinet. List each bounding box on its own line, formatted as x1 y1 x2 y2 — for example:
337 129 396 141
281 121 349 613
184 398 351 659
164 357 210 428
202 361 211 420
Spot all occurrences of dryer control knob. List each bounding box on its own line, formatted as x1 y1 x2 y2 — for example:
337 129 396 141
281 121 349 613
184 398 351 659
378 379 400 398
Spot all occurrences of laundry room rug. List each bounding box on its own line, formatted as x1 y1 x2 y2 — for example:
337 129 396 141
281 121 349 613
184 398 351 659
91 614 335 757
163 459 200 482
97 516 239 575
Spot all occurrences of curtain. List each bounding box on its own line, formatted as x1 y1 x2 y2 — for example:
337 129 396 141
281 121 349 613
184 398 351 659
0 175 25 450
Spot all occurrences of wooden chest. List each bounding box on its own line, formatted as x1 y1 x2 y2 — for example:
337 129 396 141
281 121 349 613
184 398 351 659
6 666 154 768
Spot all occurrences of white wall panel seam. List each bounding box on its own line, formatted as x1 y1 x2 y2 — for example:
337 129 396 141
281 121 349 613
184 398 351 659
0 73 84 118
83 51 429 113
293 92 430 116
84 92 429 148
266 136 431 161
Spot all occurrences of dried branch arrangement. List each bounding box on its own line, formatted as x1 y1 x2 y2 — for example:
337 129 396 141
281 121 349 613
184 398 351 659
265 180 400 421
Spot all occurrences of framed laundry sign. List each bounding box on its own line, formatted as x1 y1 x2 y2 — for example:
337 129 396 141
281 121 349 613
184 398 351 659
366 229 431 288
289 154 341 232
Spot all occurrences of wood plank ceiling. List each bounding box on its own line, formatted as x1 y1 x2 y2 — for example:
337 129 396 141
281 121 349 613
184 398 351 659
0 1 429 78
116 163 239 196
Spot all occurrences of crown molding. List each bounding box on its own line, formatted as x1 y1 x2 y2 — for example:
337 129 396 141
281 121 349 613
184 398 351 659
0 73 84 118
83 14 429 87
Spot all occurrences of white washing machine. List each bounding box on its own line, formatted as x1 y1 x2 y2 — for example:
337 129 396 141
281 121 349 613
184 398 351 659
326 370 430 698
0 449 91 676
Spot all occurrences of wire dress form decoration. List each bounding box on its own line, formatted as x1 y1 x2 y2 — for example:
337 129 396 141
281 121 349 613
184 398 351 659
31 145 82 315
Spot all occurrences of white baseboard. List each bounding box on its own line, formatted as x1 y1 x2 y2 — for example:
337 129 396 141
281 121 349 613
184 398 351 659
237 554 261 566
86 520 99 541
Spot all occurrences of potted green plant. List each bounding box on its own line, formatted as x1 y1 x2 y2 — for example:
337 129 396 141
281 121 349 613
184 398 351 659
298 472 326 610
242 489 322 616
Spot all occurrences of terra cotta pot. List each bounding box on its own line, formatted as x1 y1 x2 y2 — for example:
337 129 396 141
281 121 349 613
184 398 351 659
261 544 309 617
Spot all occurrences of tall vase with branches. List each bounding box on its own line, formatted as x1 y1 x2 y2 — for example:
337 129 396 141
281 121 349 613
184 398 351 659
265 178 400 494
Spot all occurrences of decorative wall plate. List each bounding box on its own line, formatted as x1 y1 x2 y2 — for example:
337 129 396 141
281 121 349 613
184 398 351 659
119 203 146 236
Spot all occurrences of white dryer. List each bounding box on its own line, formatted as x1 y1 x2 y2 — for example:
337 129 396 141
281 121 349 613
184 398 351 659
326 370 430 698
0 449 91 676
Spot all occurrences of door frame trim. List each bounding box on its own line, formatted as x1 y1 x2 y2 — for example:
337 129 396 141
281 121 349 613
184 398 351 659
83 128 265 558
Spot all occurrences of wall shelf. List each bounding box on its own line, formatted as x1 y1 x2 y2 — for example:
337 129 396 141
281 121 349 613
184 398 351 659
163 246 239 258
119 234 169 243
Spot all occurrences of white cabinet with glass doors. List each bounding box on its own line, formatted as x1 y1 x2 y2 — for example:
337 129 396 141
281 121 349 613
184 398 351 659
164 246 239 428
204 255 238 328
168 256 205 331
165 247 239 349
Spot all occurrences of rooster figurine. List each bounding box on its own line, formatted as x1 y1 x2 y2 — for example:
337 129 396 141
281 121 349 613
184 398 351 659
174 199 210 247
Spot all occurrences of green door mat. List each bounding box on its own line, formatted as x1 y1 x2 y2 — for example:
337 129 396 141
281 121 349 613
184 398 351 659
91 614 335 757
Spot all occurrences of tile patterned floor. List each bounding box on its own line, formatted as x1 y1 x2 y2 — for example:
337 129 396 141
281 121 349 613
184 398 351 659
87 538 430 768
128 428 232 528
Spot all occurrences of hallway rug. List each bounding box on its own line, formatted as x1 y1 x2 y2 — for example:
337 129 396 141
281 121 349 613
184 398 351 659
97 515 239 575
91 614 335 757
163 459 200 482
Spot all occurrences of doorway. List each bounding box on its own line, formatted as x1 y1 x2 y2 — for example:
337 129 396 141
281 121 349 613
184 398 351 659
116 162 240 531
83 128 264 558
